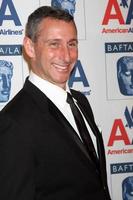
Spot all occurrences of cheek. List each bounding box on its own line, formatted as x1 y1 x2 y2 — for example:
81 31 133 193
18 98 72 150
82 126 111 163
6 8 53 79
71 49 78 60
42 49 55 62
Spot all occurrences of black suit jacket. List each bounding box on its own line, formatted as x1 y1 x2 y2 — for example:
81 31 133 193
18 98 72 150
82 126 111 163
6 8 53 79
0 78 111 200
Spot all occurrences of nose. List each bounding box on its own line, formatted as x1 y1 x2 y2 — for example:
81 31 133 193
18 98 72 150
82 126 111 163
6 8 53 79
61 45 71 63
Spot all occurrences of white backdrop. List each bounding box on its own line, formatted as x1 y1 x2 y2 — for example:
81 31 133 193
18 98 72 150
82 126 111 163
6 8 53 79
0 1 133 199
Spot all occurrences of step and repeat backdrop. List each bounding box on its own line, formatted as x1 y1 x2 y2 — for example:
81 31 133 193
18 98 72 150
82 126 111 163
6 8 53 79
0 0 133 199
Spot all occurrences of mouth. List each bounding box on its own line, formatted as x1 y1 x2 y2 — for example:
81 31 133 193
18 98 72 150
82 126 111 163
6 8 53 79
53 63 70 72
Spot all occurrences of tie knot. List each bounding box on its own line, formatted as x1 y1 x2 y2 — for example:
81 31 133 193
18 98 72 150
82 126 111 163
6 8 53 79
66 92 74 105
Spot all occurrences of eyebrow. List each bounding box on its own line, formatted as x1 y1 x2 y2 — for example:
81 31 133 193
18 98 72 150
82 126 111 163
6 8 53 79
45 38 78 43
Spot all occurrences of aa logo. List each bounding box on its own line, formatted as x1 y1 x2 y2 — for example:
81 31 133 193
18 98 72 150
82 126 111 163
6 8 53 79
108 107 133 146
125 106 133 129
102 0 133 25
0 0 21 26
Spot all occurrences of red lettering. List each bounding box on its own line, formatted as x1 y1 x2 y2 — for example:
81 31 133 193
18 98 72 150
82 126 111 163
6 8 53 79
102 0 125 25
108 119 130 146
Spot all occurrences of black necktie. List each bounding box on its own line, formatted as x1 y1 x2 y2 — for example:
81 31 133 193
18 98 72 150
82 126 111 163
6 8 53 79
66 92 98 165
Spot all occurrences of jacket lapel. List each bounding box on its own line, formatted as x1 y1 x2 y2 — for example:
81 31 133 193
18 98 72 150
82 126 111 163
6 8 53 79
71 89 108 185
47 93 101 173
48 99 95 163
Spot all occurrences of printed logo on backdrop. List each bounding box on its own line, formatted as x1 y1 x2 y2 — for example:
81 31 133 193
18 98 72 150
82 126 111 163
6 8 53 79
0 60 13 102
117 56 133 96
105 42 133 100
0 0 26 110
110 162 133 199
51 0 76 16
122 176 133 200
107 106 133 156
0 44 23 109
0 0 23 36
68 60 91 96
39 0 86 40
102 0 133 34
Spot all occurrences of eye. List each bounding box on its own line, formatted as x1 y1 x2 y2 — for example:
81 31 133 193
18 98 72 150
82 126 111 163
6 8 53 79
48 41 60 48
68 41 78 48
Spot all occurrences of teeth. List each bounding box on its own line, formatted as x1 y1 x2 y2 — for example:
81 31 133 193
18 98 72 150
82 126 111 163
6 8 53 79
53 64 68 70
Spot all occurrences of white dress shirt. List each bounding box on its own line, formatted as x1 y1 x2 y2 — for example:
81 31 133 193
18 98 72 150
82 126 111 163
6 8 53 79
29 71 97 153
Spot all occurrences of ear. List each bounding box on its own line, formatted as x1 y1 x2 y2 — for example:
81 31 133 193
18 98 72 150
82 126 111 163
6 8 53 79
23 36 35 58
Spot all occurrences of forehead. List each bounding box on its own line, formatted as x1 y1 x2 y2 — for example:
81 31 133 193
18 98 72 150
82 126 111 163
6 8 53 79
38 17 77 36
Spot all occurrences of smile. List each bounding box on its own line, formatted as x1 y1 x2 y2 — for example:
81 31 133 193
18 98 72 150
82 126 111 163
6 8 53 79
53 63 69 72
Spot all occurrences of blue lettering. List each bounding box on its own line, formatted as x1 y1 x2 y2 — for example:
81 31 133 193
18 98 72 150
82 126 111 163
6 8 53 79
68 60 89 88
0 0 21 26
125 106 133 129
126 0 133 24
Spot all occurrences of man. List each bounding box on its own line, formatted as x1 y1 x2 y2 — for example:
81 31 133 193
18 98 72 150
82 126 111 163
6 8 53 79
0 6 111 200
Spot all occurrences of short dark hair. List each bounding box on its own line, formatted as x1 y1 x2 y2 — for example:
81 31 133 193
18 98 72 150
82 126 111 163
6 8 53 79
25 6 76 42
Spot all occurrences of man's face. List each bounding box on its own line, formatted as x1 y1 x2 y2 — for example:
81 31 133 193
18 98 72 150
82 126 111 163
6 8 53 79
0 65 12 102
24 18 78 89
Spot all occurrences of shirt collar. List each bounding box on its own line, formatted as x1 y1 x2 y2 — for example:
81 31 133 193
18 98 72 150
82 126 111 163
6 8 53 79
29 71 70 109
